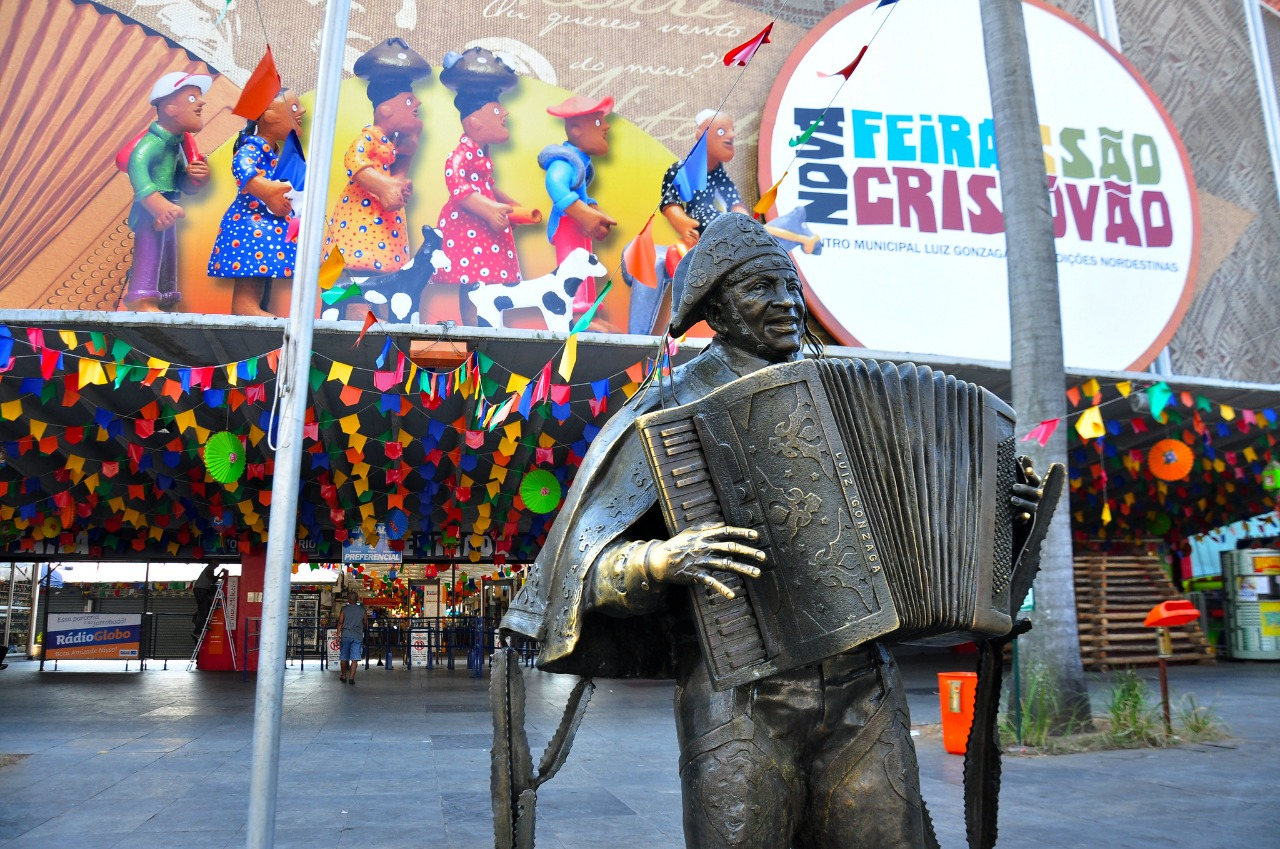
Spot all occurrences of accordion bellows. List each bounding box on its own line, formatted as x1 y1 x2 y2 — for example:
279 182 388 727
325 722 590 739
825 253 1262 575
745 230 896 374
637 358 1020 691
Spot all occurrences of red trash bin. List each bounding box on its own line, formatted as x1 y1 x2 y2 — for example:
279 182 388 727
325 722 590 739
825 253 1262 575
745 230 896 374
938 671 978 755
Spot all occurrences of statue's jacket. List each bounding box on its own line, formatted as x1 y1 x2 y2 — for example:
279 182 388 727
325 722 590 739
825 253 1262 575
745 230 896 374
502 338 777 678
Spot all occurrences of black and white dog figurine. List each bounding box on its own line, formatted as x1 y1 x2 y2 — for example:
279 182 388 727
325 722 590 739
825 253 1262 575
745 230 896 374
321 225 452 323
467 248 606 332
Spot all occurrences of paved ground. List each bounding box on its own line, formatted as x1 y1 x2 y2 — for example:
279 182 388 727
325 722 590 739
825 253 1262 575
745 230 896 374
0 650 1274 849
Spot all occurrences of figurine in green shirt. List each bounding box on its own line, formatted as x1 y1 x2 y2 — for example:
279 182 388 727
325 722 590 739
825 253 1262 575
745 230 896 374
124 71 212 311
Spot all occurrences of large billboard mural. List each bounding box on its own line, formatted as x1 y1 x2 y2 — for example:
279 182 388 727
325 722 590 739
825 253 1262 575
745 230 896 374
0 0 1252 377
0 0 789 337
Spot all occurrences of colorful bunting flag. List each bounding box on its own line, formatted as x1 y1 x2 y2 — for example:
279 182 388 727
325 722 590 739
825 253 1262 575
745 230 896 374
673 131 708 202
1075 407 1105 440
233 47 282 120
821 45 868 80
789 117 823 149
754 171 787 217
623 215 657 288
1022 418 1060 447
558 334 579 382
722 22 773 67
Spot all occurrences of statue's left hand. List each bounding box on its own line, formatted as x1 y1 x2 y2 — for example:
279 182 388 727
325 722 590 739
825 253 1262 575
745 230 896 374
1011 456 1042 523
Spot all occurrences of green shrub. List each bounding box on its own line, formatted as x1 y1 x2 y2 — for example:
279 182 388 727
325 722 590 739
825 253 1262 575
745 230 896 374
1104 668 1166 748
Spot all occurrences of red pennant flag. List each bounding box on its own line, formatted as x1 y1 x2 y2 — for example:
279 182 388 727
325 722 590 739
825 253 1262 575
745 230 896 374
723 22 773 67
233 46 282 120
40 348 59 380
355 311 378 347
623 215 658 288
1021 418 1060 447
822 45 869 80
532 362 552 404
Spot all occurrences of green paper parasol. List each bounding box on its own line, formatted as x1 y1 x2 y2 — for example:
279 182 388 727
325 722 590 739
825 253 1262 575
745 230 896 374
204 431 247 484
519 469 562 514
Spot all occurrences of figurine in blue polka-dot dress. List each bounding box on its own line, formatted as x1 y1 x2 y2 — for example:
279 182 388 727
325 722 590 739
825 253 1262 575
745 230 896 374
208 91 306 316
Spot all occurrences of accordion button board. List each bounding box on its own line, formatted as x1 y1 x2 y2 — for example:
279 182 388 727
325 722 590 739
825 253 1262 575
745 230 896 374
637 358 1018 691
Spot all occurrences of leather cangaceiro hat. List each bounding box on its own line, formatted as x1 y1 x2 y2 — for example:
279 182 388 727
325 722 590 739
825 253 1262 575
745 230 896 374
668 213 799 336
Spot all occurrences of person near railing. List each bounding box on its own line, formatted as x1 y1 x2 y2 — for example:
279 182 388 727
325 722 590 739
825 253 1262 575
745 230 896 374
336 590 368 685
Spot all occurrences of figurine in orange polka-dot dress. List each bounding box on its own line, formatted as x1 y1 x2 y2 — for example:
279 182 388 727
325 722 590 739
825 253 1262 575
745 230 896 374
322 39 432 318
208 90 307 316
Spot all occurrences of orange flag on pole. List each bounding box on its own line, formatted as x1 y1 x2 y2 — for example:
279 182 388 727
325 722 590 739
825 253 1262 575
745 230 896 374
623 215 657 288
754 171 788 218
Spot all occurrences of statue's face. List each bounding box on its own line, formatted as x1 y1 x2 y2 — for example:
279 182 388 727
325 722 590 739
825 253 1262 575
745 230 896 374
709 265 806 362
257 91 305 143
565 112 610 156
701 115 736 167
463 102 509 146
159 85 205 134
377 91 423 139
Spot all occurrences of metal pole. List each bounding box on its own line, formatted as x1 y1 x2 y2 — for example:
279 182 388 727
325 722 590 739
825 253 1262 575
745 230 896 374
1092 0 1122 51
1156 626 1173 737
142 562 151 670
1011 636 1023 748
245 2 350 847
1244 0 1280 212
31 564 43 660
4 562 15 647
1157 655 1171 737
37 565 51 671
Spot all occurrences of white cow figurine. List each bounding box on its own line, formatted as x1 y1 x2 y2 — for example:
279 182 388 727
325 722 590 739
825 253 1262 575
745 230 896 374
467 248 606 332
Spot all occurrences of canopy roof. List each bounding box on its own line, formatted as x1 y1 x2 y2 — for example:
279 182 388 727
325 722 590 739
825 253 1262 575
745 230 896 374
0 310 1273 564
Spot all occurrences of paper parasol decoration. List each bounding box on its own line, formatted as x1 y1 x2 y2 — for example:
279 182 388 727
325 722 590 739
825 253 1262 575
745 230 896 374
1148 438 1194 482
204 431 247 483
386 508 409 540
519 469 562 514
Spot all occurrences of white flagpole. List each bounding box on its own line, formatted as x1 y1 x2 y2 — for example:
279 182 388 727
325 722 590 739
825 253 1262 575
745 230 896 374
245 1 351 847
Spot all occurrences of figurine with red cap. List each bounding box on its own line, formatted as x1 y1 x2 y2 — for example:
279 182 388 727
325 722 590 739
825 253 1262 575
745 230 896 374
124 71 212 312
537 94 618 315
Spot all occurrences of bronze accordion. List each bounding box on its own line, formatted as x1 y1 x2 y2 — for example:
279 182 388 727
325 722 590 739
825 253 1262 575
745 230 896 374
636 358 1021 691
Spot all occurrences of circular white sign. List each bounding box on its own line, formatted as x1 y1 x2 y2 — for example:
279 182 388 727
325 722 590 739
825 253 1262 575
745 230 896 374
760 0 1199 370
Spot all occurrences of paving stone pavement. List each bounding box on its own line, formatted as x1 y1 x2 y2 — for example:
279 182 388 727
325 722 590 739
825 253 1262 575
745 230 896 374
0 650 1273 848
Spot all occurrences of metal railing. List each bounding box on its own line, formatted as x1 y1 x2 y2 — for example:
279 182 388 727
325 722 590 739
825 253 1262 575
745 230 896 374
198 614 541 678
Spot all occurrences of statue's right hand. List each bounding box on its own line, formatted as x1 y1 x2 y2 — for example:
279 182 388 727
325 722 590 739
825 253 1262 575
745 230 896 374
648 523 765 599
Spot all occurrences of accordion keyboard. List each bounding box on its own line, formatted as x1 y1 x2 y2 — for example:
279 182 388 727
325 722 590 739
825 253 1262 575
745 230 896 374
646 419 769 681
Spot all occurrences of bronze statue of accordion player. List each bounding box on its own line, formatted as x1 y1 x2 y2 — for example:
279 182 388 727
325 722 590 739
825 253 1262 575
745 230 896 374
500 213 1063 849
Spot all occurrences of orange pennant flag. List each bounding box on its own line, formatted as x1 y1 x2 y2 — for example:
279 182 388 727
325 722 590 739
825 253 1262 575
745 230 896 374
318 248 345 291
754 171 788 218
233 46 282 120
623 215 657 288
